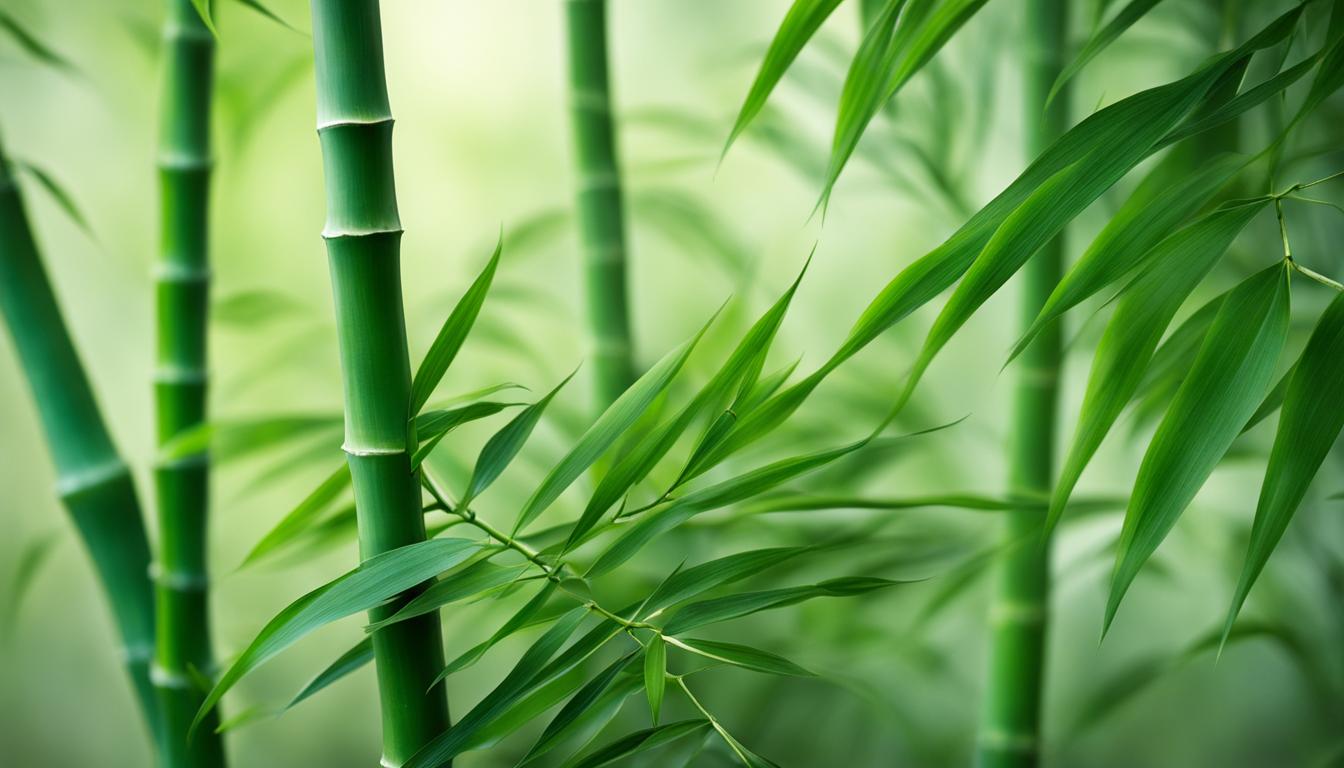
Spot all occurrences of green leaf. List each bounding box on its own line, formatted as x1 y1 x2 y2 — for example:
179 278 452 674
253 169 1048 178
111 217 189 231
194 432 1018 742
639 546 810 619
1106 263 1291 633
365 561 530 633
1162 52 1322 148
189 0 217 34
13 161 94 239
460 668 588 753
406 607 593 768
194 538 481 733
2 532 60 639
410 235 501 415
587 440 870 577
1048 0 1168 106
561 719 713 768
411 400 523 468
0 8 76 71
241 463 351 567
1048 200 1268 533
440 580 561 677
286 637 373 710
721 0 845 158
668 637 812 677
1224 291 1344 643
459 371 576 510
567 266 805 551
233 0 299 32
644 635 667 723
1010 152 1250 362
211 290 307 328
663 576 903 634
513 317 713 535
159 413 342 463
520 655 641 766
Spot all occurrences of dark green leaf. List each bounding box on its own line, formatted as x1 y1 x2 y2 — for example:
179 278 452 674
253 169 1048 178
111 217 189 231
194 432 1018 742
520 655 641 766
644 635 667 723
668 637 812 677
365 561 530 633
411 400 523 469
1048 0 1168 106
286 637 373 709
663 576 902 634
561 719 712 768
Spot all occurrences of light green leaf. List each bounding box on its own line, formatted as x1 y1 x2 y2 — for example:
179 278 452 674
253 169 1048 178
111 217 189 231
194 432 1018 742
160 413 342 463
0 8 76 71
1048 0 1168 106
1224 291 1344 643
241 464 351 567
644 635 667 723
663 576 903 634
1048 200 1269 533
668 637 812 677
286 637 373 710
513 317 714 535
1106 263 1291 633
722 0 845 157
410 235 501 415
14 161 93 239
194 538 481 733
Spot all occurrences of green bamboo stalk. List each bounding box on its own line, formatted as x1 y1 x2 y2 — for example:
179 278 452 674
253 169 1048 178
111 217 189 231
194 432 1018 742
309 1 451 764
0 140 159 739
152 2 225 765
564 0 636 408
977 1 1068 766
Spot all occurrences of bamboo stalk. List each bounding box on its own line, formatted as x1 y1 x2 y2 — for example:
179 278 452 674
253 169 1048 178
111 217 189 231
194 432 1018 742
0 139 160 740
152 2 225 764
564 0 636 408
309 2 451 764
977 1 1068 766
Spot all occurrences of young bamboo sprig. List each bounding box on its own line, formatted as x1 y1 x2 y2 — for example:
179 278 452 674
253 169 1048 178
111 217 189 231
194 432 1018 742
564 0 636 408
978 1 1068 766
308 0 450 763
0 139 160 740
152 1 225 764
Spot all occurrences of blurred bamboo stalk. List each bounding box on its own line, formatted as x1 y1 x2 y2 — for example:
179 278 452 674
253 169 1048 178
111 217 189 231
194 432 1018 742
565 0 636 409
309 1 451 764
151 2 225 765
978 1 1068 765
0 139 160 743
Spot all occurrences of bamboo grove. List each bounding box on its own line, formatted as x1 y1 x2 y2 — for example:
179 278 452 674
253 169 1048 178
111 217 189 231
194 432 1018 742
1 0 1342 766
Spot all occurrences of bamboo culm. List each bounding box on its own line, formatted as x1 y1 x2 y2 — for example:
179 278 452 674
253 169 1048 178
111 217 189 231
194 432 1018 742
565 0 636 408
152 1 225 764
309 1 451 764
977 1 1069 766
0 140 160 741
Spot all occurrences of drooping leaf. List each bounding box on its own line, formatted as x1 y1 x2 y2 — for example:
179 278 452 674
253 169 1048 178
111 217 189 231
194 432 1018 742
561 719 713 768
411 400 523 468
0 8 76 71
520 655 641 766
233 0 299 32
644 635 667 723
1048 0 1169 105
241 463 351 567
457 371 575 510
2 532 60 639
440 580 561 677
286 637 373 710
722 0 846 157
13 161 93 238
194 538 481 732
1048 200 1269 533
513 316 714 535
365 561 531 633
459 668 588 753
639 546 811 619
668 637 813 677
1224 291 1344 643
410 236 501 415
1106 263 1291 633
160 413 343 463
663 576 903 634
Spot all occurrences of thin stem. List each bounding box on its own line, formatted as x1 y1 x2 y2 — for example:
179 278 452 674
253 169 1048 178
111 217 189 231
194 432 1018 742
674 676 752 767
1290 261 1344 292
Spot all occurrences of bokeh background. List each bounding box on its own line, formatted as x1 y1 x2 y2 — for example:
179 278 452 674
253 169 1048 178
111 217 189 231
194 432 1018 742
1 1 1341 766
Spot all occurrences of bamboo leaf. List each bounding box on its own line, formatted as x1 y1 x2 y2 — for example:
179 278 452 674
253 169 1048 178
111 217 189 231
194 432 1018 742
1011 152 1250 362
13 161 93 239
211 289 307 328
410 235 502 415
2 532 60 639
513 317 713 535
189 0 217 34
520 655 641 766
644 635 667 723
0 8 76 71
567 266 805 551
722 0 845 157
663 576 903 634
365 561 531 633
1224 291 1344 643
639 546 811 619
586 440 870 577
561 719 712 768
461 669 589 753
668 637 813 677
286 637 373 710
160 413 342 463
1048 200 1268 533
241 463 351 567
232 0 300 32
440 580 561 677
411 400 523 469
459 371 576 509
1106 263 1291 633
194 538 481 732
1048 0 1168 106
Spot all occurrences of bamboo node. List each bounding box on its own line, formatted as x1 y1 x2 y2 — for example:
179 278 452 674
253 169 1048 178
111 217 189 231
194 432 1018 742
121 643 155 663
977 729 1039 753
989 600 1047 625
154 365 210 386
149 663 197 690
56 460 131 501
150 563 211 592
316 116 395 133
342 443 408 457
321 226 404 240
585 242 627 265
153 263 212 282
571 88 612 113
157 153 214 172
577 172 620 192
